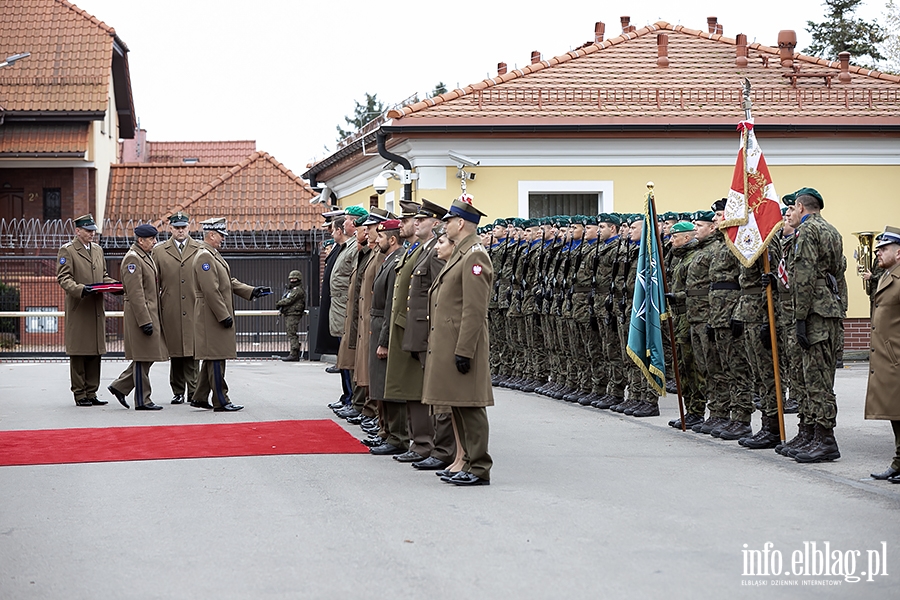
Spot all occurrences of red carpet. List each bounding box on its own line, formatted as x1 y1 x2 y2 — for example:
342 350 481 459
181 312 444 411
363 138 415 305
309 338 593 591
0 419 368 466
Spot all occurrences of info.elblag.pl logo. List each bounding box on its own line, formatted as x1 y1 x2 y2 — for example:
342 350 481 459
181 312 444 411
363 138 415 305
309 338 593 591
742 542 889 585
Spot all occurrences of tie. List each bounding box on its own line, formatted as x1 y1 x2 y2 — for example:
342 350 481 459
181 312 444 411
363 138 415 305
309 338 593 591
177 241 184 254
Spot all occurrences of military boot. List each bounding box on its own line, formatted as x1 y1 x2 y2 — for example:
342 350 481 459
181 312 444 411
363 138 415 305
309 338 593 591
595 395 623 409
794 424 841 463
697 415 727 434
782 396 799 414
632 401 660 417
718 420 753 440
614 397 640 414
740 414 781 449
776 422 814 456
578 392 600 406
710 419 734 438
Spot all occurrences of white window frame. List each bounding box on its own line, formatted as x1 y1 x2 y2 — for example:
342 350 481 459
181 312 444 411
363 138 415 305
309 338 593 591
517 180 615 218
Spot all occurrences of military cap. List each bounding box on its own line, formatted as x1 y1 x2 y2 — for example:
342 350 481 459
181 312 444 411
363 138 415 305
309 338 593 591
711 198 728 212
597 213 621 226
795 187 824 208
289 270 302 280
661 211 680 222
399 200 421 218
781 207 789 216
693 210 715 222
553 215 570 228
134 224 158 238
492 218 508 228
626 214 643 225
781 192 797 206
509 218 524 229
670 221 695 233
344 205 368 218
433 223 448 238
200 217 228 236
442 195 487 224
322 209 345 220
679 212 694 221
323 239 335 248
875 225 900 249
416 199 447 219
378 219 401 231
582 215 598 226
74 214 98 231
168 211 189 227
361 206 391 226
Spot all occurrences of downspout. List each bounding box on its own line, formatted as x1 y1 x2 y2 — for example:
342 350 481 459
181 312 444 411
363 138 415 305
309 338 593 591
376 129 412 202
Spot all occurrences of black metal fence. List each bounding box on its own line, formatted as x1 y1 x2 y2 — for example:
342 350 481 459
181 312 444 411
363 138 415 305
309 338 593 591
0 253 319 359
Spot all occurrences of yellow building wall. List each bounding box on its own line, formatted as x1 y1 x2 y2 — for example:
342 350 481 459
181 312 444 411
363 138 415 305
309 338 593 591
341 163 900 318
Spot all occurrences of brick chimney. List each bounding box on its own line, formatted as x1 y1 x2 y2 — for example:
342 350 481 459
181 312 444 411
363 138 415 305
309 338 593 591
620 16 634 33
121 128 148 163
735 33 748 67
716 24 723 35
838 51 852 83
498 62 507 76
707 16 718 33
595 21 605 43
531 51 541 64
657 33 669 67
778 30 797 68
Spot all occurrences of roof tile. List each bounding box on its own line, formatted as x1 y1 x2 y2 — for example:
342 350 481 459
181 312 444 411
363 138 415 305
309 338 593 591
0 122 88 155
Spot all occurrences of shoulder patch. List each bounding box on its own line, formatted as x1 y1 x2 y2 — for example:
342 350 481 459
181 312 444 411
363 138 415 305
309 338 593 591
472 243 486 253
59 257 66 265
126 263 136 273
202 263 211 271
472 264 483 276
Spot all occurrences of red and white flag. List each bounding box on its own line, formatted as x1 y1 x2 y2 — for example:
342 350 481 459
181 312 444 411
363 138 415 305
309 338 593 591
722 119 783 266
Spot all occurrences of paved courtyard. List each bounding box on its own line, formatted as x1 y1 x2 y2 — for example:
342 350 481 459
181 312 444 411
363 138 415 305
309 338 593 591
0 359 897 599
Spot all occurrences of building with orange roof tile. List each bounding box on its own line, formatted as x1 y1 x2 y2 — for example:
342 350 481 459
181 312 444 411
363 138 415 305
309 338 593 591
0 0 136 224
304 17 900 339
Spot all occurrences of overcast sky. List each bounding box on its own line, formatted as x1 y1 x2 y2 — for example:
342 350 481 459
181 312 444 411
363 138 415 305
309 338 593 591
71 0 887 176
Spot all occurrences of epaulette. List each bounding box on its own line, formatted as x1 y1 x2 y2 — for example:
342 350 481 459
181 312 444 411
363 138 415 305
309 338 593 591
62 241 73 248
472 243 487 253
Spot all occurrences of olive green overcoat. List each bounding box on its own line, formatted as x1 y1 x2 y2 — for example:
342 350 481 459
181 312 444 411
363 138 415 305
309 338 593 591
191 243 254 360
384 242 425 401
865 262 900 420
152 235 202 357
56 238 115 355
120 244 168 362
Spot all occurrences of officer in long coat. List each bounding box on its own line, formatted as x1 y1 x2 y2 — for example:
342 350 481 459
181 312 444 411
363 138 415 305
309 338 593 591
189 218 264 411
56 214 117 406
422 197 494 486
108 224 168 410
865 226 900 482
151 211 201 403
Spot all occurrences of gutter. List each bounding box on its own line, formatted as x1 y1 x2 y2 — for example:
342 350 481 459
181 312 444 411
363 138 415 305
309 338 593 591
376 129 412 202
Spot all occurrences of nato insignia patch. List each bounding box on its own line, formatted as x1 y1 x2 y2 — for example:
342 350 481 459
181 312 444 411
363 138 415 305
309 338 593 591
59 257 66 265
472 264 483 276
202 263 211 271
127 263 136 273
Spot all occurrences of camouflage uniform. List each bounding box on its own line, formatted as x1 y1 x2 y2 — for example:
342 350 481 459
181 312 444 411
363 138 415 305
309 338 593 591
505 239 528 384
594 231 626 405
489 236 512 379
520 237 544 389
684 232 717 422
568 235 603 401
669 239 706 418
613 237 647 411
276 272 307 358
536 235 563 394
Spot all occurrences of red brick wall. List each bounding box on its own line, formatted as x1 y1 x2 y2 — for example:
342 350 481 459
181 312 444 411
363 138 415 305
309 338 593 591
0 167 95 220
844 318 871 351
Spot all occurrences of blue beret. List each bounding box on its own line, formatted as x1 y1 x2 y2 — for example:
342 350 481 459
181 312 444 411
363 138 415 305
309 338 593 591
134 224 158 238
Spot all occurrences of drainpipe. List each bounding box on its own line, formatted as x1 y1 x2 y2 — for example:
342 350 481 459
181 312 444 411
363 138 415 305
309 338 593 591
376 129 412 203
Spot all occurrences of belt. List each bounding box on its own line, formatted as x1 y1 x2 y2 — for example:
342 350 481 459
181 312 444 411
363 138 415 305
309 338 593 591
710 281 740 291
672 305 687 315
741 287 763 295
370 309 385 317
685 289 708 297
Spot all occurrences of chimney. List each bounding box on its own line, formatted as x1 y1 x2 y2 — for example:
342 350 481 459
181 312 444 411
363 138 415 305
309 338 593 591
620 16 634 33
707 16 718 34
595 21 605 43
716 24 723 35
531 50 541 64
657 34 669 67
838 51 851 83
778 30 797 68
735 33 748 67
497 62 507 76
121 128 148 163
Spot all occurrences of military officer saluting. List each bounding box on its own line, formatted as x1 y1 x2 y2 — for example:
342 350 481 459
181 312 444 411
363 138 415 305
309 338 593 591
152 211 202 403
56 214 118 406
108 224 168 410
189 217 267 411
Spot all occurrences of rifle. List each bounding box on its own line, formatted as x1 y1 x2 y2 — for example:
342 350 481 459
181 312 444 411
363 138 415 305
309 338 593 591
619 240 634 324
506 240 522 306
605 236 621 328
491 235 507 303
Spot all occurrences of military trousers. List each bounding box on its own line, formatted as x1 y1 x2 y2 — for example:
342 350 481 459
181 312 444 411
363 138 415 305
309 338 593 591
799 315 841 429
691 323 725 418
284 314 303 356
452 406 492 481
714 328 754 423
382 400 409 450
69 354 102 401
193 359 233 408
406 399 434 458
541 314 561 382
111 361 154 408
674 314 705 417
507 313 527 378
556 313 576 388
523 313 546 382
891 420 900 471
744 321 778 418
601 316 626 398
169 355 198 399
616 310 647 401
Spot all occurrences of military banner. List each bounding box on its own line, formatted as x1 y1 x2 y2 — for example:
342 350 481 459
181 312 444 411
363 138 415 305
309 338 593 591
626 189 667 396
721 119 783 267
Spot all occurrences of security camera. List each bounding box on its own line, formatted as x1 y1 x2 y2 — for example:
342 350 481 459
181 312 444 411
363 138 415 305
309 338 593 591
448 150 480 168
373 174 388 195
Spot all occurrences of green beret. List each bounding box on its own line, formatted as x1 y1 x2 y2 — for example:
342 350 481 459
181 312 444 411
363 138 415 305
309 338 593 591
571 215 588 226
492 218 508 228
781 207 789 216
344 205 368 218
781 192 797 206
583 215 598 226
511 218 525 229
670 221 696 233
661 211 680 222
625 214 642 225
795 187 824 208
679 212 694 221
693 210 715 223
597 213 621 226
553 215 571 227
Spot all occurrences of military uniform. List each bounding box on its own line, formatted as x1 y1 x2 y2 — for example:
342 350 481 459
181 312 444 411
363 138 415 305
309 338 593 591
684 216 717 430
56 214 117 406
276 270 307 360
568 219 603 404
787 199 845 462
110 230 168 409
592 215 626 408
668 234 706 421
151 213 202 401
190 219 257 410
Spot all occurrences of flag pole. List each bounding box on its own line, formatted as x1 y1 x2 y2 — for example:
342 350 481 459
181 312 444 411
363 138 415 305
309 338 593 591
647 183 687 431
741 78 786 443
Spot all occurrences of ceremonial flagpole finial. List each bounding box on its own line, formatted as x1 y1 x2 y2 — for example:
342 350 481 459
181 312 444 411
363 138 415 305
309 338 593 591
646 181 654 190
